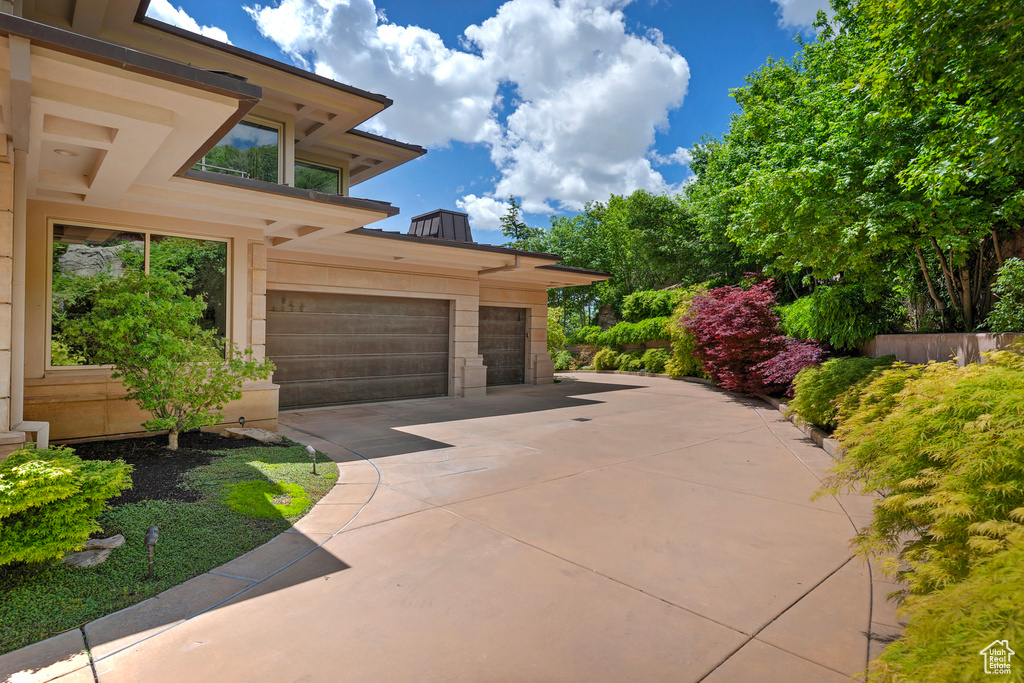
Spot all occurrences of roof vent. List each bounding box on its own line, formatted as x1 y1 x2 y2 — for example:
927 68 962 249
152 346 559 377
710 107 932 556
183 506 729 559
408 209 474 243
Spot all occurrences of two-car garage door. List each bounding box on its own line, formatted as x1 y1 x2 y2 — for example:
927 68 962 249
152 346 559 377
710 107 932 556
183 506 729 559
267 291 450 409
267 292 530 409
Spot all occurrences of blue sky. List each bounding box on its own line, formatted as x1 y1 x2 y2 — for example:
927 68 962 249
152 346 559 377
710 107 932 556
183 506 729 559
149 0 831 244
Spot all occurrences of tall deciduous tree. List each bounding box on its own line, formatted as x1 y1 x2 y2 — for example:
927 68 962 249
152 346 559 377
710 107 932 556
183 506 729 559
687 3 1021 330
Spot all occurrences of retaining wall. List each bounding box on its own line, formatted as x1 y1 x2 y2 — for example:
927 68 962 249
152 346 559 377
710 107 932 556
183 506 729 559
861 333 1022 366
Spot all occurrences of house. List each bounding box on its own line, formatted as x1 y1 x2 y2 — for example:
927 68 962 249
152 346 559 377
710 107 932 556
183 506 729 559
0 0 608 448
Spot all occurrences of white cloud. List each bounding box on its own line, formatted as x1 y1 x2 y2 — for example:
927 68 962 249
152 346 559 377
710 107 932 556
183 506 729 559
769 0 833 29
456 194 510 232
649 146 692 166
148 0 232 43
245 0 689 215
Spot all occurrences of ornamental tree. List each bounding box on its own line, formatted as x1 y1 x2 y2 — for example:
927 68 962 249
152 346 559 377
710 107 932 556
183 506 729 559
67 271 274 450
682 281 785 394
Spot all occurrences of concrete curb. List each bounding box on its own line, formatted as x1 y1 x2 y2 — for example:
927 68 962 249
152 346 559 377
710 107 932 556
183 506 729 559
758 396 842 459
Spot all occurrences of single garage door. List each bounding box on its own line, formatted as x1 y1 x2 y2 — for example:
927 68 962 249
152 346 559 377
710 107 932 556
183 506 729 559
479 306 527 386
267 291 450 409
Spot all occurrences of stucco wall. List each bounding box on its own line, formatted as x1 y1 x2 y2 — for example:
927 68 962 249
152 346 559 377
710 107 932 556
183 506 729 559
862 333 1023 366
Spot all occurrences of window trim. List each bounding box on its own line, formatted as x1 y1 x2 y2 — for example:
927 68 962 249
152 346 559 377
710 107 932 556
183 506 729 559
293 158 343 195
45 218 233 371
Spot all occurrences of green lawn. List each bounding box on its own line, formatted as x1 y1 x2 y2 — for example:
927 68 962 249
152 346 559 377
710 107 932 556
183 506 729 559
0 443 338 655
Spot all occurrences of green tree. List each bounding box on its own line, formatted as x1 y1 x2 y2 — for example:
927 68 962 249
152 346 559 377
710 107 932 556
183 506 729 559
859 0 1024 199
67 271 274 450
499 196 546 250
687 5 1020 330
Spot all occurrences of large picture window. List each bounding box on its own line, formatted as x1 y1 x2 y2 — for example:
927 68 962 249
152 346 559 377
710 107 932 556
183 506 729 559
196 119 280 183
50 224 228 367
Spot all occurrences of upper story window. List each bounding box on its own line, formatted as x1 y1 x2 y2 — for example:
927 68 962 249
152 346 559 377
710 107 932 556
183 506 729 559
50 223 228 368
294 160 341 194
196 119 280 183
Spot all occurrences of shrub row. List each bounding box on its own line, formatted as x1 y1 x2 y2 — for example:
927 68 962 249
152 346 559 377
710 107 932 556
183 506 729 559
778 284 899 350
592 348 670 373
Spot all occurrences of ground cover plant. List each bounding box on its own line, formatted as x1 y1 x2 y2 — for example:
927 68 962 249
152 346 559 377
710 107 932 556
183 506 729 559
0 432 337 654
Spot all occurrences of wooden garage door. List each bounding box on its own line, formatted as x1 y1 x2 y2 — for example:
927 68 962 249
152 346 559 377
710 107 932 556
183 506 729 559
267 291 450 409
479 306 527 386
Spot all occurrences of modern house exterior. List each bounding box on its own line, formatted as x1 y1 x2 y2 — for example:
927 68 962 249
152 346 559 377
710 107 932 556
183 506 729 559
0 0 607 448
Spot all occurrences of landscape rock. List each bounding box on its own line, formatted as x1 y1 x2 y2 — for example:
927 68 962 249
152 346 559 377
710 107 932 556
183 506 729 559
223 427 283 444
63 548 113 568
82 534 125 551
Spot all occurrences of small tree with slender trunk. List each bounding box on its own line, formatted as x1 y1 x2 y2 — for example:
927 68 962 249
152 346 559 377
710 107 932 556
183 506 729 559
68 271 274 450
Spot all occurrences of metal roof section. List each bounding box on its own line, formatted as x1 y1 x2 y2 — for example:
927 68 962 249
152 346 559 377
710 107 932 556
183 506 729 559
409 209 474 243
134 12 393 106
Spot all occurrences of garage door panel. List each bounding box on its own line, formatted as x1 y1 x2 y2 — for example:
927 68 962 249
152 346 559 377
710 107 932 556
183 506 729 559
272 354 449 383
479 306 526 386
268 292 448 317
266 334 447 357
266 313 449 336
268 291 450 409
279 374 450 408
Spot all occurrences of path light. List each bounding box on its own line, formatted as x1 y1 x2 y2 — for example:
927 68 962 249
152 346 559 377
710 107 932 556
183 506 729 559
238 416 246 428
144 526 159 579
306 444 317 475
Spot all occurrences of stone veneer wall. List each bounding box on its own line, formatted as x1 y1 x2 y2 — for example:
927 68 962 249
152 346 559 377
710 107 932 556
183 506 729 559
249 242 267 360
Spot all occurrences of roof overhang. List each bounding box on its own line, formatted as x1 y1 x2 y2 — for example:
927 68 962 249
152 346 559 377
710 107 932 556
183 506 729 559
0 13 258 206
22 0 427 186
269 228 612 288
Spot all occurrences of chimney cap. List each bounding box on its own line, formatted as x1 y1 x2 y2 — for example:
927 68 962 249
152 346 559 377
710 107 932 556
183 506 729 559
408 209 474 243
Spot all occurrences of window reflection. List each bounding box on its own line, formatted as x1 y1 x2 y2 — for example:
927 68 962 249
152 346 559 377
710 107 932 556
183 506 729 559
294 160 340 194
196 119 279 183
50 225 228 367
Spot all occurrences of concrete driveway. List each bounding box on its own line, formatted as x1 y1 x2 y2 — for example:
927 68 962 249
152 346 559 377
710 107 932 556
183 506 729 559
4 374 901 682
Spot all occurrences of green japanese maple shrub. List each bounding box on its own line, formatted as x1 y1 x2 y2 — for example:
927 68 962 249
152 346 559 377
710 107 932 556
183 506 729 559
788 355 897 430
0 445 131 566
67 270 274 450
820 346 1024 595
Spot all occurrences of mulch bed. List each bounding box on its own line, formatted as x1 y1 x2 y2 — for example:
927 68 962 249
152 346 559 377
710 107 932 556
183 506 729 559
72 431 280 506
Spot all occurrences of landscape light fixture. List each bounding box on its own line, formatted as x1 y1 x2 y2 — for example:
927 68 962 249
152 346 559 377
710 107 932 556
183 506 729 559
306 444 317 475
144 526 159 579
238 416 246 428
